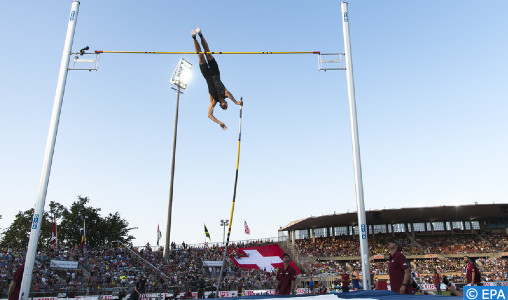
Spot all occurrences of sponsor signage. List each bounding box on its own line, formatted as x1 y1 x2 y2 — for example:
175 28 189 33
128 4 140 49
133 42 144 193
49 260 79 269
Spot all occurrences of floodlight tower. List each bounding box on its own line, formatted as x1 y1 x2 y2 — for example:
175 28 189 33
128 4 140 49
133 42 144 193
164 58 192 259
220 219 229 244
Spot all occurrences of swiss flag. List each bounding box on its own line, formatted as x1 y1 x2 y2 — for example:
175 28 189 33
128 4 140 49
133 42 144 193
231 244 300 274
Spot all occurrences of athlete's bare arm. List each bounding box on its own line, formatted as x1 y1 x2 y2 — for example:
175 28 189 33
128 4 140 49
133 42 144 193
208 96 227 130
225 90 243 106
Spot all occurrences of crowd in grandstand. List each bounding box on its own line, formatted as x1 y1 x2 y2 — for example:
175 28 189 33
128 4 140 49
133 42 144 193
1 233 507 298
295 233 507 257
0 240 278 298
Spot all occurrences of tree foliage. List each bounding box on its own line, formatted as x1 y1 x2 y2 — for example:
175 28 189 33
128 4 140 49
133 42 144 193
0 196 133 248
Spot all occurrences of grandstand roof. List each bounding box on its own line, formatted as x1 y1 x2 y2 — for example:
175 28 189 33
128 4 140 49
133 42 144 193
279 203 508 231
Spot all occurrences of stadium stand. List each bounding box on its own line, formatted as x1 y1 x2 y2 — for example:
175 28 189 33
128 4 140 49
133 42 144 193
1 204 507 297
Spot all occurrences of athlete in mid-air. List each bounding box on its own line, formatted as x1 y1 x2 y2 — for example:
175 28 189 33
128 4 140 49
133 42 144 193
191 28 243 130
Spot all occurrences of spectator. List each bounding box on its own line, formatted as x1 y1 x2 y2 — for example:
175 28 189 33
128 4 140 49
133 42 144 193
387 238 413 295
341 268 350 292
433 269 441 295
8 262 24 300
275 253 296 295
465 256 481 286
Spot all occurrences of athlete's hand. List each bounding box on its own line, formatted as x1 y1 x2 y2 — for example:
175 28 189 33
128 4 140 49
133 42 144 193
220 123 228 130
238 100 244 106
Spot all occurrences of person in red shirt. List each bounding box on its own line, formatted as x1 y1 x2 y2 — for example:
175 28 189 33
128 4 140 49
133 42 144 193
8 262 24 300
341 268 350 293
275 253 297 295
464 256 481 286
433 269 441 295
183 288 193 299
387 238 413 295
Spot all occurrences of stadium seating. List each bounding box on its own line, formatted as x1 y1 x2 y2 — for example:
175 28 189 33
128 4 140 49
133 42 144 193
1 233 507 297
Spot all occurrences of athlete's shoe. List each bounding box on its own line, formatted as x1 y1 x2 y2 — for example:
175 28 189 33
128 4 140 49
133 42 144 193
195 27 203 37
190 29 196 38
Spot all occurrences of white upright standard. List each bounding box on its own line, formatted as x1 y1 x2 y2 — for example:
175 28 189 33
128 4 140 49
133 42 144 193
341 2 371 290
19 2 80 300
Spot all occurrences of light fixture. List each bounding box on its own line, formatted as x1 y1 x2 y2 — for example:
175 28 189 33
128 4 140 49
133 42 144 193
163 58 192 259
170 58 192 90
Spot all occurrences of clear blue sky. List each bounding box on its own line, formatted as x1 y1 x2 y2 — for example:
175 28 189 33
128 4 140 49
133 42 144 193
1 1 507 246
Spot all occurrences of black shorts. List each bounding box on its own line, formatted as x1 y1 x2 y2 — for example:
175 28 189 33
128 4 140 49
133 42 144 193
200 59 225 101
200 59 220 78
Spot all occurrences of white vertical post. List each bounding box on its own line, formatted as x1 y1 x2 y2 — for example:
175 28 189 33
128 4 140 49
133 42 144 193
19 2 80 300
341 1 371 290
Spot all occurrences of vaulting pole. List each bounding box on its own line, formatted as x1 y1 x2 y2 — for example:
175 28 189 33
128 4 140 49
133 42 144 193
216 100 243 297
341 2 371 290
19 2 80 300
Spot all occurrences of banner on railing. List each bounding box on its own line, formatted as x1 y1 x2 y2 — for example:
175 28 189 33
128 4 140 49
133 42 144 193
203 260 224 267
49 260 79 269
19 288 312 300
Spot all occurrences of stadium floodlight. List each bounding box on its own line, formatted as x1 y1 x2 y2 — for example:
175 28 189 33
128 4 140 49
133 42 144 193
220 219 229 244
163 58 192 259
170 58 192 90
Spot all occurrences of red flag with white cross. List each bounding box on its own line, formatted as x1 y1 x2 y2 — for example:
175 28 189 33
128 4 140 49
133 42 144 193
231 244 300 274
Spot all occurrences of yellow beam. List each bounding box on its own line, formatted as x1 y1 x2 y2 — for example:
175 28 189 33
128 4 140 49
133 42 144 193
94 50 320 55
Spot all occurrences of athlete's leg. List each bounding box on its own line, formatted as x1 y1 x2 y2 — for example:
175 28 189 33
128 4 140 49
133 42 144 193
196 28 214 62
192 30 206 65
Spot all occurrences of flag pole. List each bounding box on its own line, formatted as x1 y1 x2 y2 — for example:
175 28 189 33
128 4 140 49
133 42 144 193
55 217 57 251
83 218 86 248
216 100 243 297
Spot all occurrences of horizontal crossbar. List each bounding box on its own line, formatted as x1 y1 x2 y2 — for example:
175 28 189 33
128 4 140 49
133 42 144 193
93 50 320 55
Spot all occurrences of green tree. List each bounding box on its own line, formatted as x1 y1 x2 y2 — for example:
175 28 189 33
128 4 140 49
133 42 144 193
59 196 102 247
0 209 33 248
48 201 67 220
102 212 135 245
1 196 134 248
0 209 53 248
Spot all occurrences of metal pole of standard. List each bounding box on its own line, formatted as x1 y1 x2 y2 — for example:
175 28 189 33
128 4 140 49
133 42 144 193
163 85 181 259
222 223 226 244
216 101 243 297
19 2 80 300
341 2 371 290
